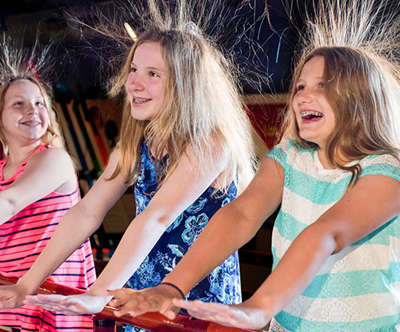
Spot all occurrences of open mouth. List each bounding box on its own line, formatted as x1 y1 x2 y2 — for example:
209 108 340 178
300 111 323 120
133 97 151 104
21 121 41 126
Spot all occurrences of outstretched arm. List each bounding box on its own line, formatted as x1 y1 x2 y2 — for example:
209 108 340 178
176 174 400 329
108 157 284 318
25 144 239 314
0 149 129 308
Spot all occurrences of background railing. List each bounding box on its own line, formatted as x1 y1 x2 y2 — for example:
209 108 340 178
0 273 260 332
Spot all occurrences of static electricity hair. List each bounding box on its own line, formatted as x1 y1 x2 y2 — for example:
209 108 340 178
284 0 400 183
0 38 65 157
107 1 256 193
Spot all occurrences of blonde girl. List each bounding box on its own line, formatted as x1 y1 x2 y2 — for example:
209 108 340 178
0 7 256 332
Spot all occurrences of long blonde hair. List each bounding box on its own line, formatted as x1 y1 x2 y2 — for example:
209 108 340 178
284 1 400 183
109 26 255 193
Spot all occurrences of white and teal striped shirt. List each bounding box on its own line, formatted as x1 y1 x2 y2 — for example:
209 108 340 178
267 138 400 332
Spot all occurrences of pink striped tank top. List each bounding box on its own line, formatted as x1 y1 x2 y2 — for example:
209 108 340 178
0 145 96 331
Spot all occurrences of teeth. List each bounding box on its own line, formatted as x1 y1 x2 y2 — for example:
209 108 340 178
22 121 41 125
301 111 323 118
134 97 149 103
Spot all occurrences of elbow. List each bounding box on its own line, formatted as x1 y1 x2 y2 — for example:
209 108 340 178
331 232 348 254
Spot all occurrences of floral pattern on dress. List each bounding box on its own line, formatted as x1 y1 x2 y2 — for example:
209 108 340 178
124 141 241 332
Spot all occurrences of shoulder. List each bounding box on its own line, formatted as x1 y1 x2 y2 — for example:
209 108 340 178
359 153 400 182
30 147 73 165
27 148 75 176
266 137 313 168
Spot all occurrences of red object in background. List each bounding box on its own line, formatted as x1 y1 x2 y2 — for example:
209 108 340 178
246 103 286 149
0 273 260 332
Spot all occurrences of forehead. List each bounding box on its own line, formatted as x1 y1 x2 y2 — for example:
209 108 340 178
5 79 42 97
132 42 167 69
299 56 325 78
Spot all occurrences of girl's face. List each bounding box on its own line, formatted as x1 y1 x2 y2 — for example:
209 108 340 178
292 56 336 150
1 79 49 145
125 42 168 121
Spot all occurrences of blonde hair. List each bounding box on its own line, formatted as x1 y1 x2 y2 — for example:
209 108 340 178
284 1 400 183
109 26 255 193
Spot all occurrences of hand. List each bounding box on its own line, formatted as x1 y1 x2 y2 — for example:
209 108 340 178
24 293 111 314
173 299 270 330
107 284 180 319
0 284 28 309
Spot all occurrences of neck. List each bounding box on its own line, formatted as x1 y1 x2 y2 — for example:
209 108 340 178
317 149 334 169
317 146 350 170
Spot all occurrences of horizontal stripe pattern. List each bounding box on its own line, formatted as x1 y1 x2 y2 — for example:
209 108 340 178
266 139 400 331
0 146 96 331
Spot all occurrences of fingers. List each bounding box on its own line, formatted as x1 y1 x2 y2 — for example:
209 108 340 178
24 294 92 315
107 288 177 319
172 299 237 327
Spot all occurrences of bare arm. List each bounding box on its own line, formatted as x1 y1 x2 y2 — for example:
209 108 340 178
16 149 129 295
105 157 284 318
163 157 284 294
0 149 76 223
176 174 400 329
88 145 233 295
25 143 245 314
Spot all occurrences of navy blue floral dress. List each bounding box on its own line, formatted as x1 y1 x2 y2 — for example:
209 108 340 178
124 142 241 332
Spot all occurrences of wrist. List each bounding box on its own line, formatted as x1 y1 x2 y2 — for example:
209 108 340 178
158 282 185 299
16 276 37 295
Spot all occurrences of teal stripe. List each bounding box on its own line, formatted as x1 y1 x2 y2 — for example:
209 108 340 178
267 146 288 166
301 270 392 298
287 167 350 204
273 210 308 242
353 217 398 245
275 310 399 331
275 210 398 247
361 163 400 182
389 261 400 282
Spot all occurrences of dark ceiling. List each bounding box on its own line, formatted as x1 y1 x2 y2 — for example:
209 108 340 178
0 0 304 99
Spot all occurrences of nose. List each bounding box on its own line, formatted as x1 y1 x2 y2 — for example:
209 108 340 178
126 71 144 91
296 87 314 104
26 102 39 115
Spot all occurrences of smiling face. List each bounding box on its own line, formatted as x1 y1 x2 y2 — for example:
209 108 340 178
1 79 49 146
292 56 336 150
125 42 168 121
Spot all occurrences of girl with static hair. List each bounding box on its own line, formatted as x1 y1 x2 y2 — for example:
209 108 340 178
4 18 255 332
0 66 96 330
95 3 400 331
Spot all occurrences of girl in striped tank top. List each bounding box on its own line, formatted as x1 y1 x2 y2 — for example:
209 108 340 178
0 59 96 330
109 2 400 332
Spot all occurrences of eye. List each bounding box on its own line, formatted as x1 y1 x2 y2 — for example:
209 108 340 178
318 81 325 89
150 71 160 78
295 84 305 92
130 66 137 73
13 101 23 107
36 101 45 107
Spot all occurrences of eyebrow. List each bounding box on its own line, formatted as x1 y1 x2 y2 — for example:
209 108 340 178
130 62 165 72
8 94 44 100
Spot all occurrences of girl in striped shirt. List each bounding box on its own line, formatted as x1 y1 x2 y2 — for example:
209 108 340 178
0 53 96 331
